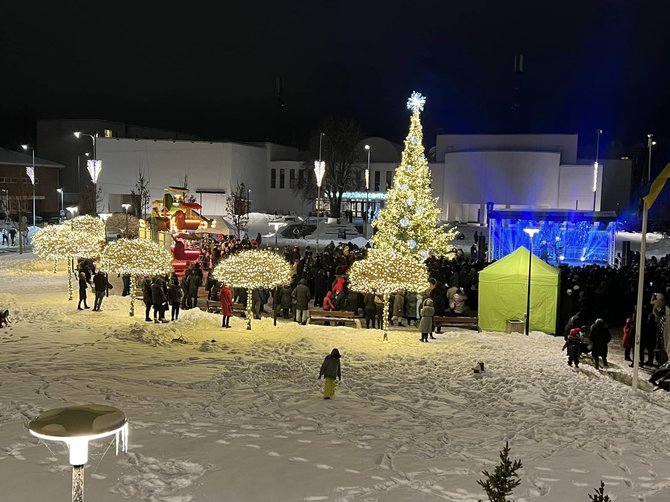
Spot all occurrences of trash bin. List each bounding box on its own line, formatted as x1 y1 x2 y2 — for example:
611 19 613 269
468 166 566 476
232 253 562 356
506 319 525 334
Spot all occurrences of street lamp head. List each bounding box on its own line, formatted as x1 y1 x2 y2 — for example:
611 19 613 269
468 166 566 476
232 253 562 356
364 144 370 151
56 188 63 193
122 203 132 211
21 144 29 151
523 228 539 238
73 131 81 139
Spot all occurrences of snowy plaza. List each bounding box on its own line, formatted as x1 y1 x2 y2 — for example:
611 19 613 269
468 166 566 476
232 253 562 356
0 254 668 502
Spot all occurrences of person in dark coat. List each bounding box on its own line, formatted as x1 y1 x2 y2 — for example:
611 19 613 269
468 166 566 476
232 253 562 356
318 348 342 399
121 273 131 296
180 271 191 309
404 291 418 327
280 284 292 318
590 318 611 369
188 264 202 308
364 292 377 329
640 309 658 367
252 288 263 319
142 276 153 321
77 271 89 310
313 267 327 307
418 298 435 342
562 327 582 368
292 278 311 325
430 279 447 316
168 280 183 321
92 271 112 311
151 278 168 323
220 282 233 328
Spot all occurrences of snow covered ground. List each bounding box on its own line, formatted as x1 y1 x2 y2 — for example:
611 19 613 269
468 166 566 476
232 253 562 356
1 254 670 501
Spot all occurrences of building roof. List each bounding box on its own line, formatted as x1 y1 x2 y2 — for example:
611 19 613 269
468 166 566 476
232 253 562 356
0 148 64 169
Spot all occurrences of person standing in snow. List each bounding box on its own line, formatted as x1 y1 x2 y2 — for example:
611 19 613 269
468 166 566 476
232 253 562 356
562 327 581 368
590 318 611 369
168 279 183 321
77 271 89 310
142 276 153 322
220 282 233 328
622 317 634 362
151 277 168 323
418 298 435 342
92 271 111 311
318 348 342 399
292 278 311 325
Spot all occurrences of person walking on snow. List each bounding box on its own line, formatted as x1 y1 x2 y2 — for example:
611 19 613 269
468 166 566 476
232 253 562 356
590 318 611 369
220 282 233 328
562 327 581 368
418 298 435 342
77 271 89 310
318 348 341 399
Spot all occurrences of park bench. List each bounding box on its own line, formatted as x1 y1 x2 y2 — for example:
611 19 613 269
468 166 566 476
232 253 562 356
206 300 244 315
433 315 479 332
308 309 360 328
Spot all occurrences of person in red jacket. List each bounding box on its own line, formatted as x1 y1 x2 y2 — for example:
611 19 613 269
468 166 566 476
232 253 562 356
622 317 634 362
323 291 336 311
220 282 233 328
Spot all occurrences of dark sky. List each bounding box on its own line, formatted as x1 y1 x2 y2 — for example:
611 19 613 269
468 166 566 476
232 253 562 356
2 0 670 159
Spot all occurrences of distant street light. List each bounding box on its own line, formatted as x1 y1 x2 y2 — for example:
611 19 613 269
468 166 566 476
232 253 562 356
56 188 64 221
523 227 540 336
21 144 36 227
270 221 283 250
593 129 602 211
74 132 100 213
314 132 326 252
647 133 657 183
122 203 132 237
364 144 371 238
66 206 79 218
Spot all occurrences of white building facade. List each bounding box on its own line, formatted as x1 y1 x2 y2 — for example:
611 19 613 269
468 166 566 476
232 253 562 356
96 134 631 224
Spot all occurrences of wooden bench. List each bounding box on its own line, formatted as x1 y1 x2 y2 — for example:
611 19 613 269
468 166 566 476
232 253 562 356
206 300 245 315
309 309 360 328
433 316 479 332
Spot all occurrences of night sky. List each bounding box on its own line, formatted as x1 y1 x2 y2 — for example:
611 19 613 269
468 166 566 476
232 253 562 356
2 1 670 159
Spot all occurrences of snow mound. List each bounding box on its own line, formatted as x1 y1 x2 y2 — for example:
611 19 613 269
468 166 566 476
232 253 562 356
198 340 226 352
0 257 67 276
105 322 183 347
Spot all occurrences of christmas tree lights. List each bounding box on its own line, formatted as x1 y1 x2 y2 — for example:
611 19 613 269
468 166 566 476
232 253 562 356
212 249 293 329
98 239 173 316
32 224 103 300
63 215 106 242
348 248 430 340
371 92 457 260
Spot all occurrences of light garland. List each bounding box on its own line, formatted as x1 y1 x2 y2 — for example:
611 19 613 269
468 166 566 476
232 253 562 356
372 92 457 260
212 249 293 329
348 248 430 340
98 239 173 316
63 215 106 241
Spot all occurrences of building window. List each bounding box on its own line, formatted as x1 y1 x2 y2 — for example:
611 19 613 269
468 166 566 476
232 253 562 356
386 171 393 190
289 169 296 188
374 171 381 191
298 169 305 187
271 169 276 189
279 169 285 189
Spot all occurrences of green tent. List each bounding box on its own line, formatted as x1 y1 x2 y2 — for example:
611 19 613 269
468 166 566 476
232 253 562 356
478 246 559 334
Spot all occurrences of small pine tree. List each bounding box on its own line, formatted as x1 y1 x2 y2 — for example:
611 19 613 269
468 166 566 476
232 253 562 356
588 481 611 502
477 441 523 502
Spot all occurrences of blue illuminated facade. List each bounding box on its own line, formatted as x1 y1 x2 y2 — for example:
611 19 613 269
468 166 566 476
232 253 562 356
488 209 618 266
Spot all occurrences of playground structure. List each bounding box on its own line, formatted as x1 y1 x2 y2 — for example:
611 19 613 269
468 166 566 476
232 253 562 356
139 186 220 274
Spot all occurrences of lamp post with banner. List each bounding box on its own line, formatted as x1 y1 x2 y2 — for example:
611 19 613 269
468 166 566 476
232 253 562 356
86 159 102 215
21 144 36 227
314 160 325 252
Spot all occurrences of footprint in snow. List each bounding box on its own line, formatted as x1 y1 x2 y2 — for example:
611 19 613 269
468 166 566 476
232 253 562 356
216 440 229 444
289 457 309 462
345 469 360 474
298 439 312 444
268 451 280 457
245 444 261 449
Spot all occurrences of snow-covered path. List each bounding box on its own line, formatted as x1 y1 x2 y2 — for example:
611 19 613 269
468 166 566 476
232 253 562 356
1 255 670 501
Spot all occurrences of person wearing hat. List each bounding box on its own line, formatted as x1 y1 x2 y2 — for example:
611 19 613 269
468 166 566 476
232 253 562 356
418 298 435 342
318 348 342 399
562 327 581 368
590 318 612 369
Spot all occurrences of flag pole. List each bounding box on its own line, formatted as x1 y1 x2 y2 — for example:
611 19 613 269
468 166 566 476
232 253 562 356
632 199 648 391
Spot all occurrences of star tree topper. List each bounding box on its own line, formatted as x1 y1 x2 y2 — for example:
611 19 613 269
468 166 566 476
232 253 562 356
406 91 426 113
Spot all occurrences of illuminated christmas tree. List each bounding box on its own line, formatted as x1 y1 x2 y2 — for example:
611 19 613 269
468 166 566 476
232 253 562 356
371 92 457 260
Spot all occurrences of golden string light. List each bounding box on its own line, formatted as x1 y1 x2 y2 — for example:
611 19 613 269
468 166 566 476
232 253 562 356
212 249 293 330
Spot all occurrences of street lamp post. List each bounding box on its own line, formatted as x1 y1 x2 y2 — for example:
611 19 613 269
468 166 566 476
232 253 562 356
364 144 371 238
593 129 602 211
74 132 100 214
314 132 325 253
270 222 283 250
523 228 539 336
21 144 36 227
647 133 657 183
57 188 64 221
122 203 132 237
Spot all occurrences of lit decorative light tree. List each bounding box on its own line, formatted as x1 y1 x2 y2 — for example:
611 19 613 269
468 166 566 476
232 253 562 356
212 249 293 330
32 225 67 274
32 224 103 300
371 91 457 261
63 214 106 241
348 248 430 340
98 239 173 316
